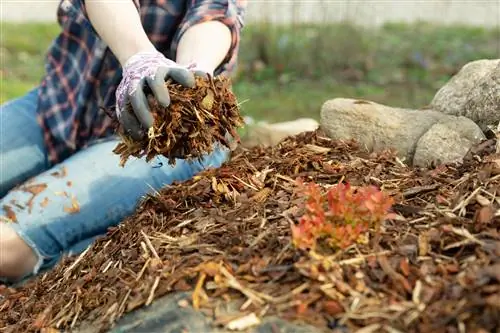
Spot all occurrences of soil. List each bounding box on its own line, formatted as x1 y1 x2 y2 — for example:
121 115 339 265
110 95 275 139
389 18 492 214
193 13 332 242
0 130 499 333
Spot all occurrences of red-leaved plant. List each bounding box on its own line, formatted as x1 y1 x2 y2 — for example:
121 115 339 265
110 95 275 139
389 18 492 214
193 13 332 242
291 180 396 252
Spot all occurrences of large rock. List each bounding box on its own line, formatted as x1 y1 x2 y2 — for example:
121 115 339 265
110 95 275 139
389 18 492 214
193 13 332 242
430 59 500 131
413 117 485 167
320 98 485 167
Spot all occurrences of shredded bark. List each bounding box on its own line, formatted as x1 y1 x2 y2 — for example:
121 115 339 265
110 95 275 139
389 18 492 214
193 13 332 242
112 75 245 167
0 131 499 333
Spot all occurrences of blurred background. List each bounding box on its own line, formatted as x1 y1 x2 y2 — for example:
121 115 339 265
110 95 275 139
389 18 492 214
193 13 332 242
1 0 499 123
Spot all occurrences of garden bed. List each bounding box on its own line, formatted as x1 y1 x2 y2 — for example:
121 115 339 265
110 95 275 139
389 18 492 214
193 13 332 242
1 131 499 333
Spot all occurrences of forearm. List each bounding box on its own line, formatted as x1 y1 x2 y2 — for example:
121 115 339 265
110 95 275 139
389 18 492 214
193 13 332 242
175 21 232 74
86 0 155 66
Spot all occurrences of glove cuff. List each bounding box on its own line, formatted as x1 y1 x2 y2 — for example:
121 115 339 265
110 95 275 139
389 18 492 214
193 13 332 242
123 49 165 69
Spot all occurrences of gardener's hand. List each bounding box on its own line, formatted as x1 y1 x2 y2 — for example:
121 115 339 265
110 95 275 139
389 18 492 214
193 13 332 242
115 50 196 140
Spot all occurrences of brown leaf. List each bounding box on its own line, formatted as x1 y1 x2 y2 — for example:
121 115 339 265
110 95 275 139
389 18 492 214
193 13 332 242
378 255 412 294
173 279 192 292
2 205 17 222
475 205 495 224
445 263 459 274
322 300 344 316
485 294 500 308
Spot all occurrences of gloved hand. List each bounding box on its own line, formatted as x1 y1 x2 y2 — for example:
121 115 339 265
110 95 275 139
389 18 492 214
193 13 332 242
115 50 196 140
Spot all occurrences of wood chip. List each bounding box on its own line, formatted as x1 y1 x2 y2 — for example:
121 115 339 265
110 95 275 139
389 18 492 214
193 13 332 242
226 313 261 330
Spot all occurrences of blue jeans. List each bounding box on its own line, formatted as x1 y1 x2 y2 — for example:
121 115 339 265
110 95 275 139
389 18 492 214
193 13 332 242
0 88 230 281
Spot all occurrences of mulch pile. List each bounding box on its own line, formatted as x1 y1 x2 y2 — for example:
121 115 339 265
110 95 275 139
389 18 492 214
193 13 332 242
112 75 244 167
1 131 499 333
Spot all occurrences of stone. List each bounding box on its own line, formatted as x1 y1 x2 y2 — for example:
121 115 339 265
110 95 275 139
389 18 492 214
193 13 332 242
75 292 213 333
241 118 319 148
430 59 500 131
319 98 485 167
74 291 324 333
413 117 485 167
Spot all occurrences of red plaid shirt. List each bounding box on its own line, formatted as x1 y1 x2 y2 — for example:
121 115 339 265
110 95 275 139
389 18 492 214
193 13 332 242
37 0 246 165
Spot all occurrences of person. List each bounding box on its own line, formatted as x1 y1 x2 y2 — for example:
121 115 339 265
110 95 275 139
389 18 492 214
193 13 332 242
0 0 247 283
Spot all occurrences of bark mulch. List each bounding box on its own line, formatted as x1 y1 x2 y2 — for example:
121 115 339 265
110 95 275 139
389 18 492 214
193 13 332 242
111 75 244 167
0 131 499 333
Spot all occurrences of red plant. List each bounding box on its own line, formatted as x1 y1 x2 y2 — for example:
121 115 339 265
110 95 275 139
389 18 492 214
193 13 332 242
291 180 396 252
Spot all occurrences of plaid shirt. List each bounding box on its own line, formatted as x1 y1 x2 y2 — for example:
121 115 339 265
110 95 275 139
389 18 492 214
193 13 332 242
37 0 246 165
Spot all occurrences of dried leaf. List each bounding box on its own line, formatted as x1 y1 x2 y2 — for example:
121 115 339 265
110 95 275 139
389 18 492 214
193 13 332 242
201 89 215 110
2 205 17 222
475 205 494 224
322 300 343 316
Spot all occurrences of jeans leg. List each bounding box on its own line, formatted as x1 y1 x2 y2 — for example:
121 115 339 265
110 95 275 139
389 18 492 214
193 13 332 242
0 138 230 280
0 88 49 198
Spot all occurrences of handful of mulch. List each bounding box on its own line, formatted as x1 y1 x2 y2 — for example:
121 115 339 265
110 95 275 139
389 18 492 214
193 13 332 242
112 75 245 167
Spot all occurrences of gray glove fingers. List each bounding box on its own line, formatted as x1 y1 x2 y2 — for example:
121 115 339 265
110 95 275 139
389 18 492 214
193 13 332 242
130 78 155 129
167 67 196 88
193 70 209 80
119 104 144 140
146 66 170 108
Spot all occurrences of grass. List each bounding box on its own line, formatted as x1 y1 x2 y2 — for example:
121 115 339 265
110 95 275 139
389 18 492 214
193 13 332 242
1 21 499 122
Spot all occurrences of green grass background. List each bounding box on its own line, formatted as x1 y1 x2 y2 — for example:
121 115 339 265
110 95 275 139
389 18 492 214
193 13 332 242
1 22 499 122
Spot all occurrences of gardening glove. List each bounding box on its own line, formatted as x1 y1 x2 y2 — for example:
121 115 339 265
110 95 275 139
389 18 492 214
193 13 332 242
115 50 196 140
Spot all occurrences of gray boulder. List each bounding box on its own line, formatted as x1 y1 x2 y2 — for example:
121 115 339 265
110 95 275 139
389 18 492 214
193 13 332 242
430 59 500 131
319 98 485 167
413 117 486 167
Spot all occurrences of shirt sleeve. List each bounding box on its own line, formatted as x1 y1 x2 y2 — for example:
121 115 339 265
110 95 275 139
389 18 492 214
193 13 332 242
170 0 247 76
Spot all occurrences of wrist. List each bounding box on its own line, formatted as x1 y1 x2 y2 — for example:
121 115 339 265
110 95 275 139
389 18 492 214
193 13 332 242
119 42 157 67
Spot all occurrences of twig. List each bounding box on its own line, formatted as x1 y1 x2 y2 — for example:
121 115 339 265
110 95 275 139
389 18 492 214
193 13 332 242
452 187 482 214
219 265 269 305
146 276 161 306
141 230 160 260
63 246 91 279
